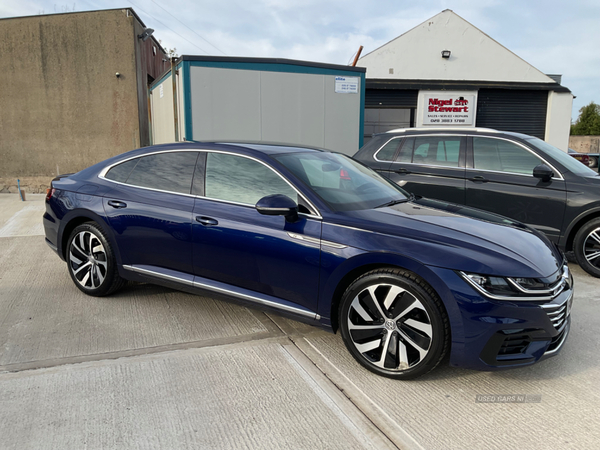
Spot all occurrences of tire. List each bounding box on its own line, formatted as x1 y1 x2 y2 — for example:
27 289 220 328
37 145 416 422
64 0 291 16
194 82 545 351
339 268 449 379
66 222 125 296
574 218 600 278
590 156 598 169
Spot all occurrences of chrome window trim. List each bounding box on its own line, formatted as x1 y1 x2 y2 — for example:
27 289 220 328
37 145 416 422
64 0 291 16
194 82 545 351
383 133 467 169
98 148 323 219
123 264 318 319
390 163 466 171
470 135 564 181
373 137 404 163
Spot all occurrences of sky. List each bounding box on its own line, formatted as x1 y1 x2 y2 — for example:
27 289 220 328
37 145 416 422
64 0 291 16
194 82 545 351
1 0 598 121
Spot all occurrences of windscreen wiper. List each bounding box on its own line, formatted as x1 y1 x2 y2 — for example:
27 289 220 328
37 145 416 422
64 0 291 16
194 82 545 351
376 198 409 208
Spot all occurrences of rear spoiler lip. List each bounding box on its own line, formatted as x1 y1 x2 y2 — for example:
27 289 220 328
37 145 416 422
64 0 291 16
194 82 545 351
51 173 74 183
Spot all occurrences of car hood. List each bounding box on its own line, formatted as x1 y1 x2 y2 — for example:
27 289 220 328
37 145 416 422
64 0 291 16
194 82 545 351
327 197 563 278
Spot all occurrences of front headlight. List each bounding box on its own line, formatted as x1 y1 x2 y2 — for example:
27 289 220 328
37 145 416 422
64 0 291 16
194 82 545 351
459 265 569 301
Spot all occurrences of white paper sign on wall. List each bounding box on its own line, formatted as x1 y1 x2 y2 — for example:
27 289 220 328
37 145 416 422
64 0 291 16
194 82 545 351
335 76 359 94
423 93 475 125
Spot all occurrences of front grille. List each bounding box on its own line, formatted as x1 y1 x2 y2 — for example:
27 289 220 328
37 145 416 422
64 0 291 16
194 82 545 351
544 302 568 331
498 335 531 356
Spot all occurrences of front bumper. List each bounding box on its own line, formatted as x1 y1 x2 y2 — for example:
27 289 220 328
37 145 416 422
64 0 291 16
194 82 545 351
428 266 573 371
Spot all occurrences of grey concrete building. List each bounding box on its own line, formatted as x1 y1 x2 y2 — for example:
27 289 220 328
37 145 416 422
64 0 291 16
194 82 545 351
0 8 169 192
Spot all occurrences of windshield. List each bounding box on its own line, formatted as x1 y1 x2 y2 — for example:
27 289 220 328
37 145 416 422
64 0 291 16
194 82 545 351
274 152 408 211
527 138 599 177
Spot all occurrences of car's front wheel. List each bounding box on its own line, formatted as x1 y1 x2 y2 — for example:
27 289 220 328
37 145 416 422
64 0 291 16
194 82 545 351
574 218 600 278
67 222 125 296
339 268 449 379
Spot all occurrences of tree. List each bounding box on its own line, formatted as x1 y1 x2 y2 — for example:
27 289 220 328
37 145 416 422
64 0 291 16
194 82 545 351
571 102 600 135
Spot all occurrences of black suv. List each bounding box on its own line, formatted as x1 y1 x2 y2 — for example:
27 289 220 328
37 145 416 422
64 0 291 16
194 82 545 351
354 128 600 277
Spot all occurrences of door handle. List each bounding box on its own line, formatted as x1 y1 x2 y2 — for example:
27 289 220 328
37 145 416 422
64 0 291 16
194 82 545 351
468 176 488 182
107 200 127 209
195 216 218 226
394 168 410 174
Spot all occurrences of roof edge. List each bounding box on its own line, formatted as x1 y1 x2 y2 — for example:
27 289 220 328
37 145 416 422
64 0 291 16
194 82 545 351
177 55 366 73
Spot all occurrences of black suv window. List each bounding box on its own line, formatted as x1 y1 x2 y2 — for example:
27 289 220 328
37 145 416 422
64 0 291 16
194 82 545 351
473 137 542 175
375 139 402 161
205 152 297 205
410 136 461 167
108 151 198 194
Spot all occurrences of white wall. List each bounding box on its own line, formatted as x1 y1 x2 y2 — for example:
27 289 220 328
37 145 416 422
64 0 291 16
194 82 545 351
188 66 361 155
150 75 175 144
359 10 554 84
545 91 573 151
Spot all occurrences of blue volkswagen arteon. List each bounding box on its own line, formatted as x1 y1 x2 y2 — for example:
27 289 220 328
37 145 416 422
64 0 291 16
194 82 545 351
43 142 573 379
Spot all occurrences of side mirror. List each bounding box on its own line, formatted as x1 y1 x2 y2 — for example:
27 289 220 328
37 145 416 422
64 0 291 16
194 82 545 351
255 194 299 222
533 164 554 182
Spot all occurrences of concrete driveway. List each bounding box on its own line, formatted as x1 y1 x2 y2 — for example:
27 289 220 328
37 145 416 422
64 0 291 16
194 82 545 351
0 194 598 450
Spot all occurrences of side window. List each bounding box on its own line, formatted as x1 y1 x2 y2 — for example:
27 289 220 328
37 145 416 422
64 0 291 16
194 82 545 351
473 138 542 175
412 136 462 167
105 159 139 183
125 152 198 194
395 138 413 163
205 153 298 205
375 139 401 161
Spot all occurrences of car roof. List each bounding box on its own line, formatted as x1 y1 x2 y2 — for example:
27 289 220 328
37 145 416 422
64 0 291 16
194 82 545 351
376 127 535 140
216 142 325 154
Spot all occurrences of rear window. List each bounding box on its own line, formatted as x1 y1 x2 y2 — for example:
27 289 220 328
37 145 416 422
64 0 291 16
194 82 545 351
105 152 198 194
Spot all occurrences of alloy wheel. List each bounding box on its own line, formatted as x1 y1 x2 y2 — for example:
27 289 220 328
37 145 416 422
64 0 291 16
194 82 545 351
583 227 600 267
347 283 433 371
69 230 108 289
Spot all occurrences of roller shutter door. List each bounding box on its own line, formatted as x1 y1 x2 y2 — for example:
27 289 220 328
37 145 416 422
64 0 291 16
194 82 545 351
476 89 548 139
365 89 418 108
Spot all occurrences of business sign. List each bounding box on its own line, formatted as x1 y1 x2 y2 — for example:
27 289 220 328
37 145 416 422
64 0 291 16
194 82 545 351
335 76 359 94
423 93 475 125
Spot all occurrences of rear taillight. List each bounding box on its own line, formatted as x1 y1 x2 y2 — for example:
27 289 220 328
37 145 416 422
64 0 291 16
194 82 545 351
45 187 56 202
340 169 351 180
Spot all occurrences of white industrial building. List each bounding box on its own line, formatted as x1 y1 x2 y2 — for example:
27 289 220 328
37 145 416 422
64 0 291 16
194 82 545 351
358 10 573 150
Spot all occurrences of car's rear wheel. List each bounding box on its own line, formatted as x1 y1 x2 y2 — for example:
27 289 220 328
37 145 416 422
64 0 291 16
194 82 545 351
574 218 600 278
339 268 449 379
67 222 125 296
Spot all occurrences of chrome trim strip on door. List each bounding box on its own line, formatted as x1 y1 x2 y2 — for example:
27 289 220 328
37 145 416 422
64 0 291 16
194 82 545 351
286 232 348 249
98 148 323 219
123 264 318 319
124 265 194 286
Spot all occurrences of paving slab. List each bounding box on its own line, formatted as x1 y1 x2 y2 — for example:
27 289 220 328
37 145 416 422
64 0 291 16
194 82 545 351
0 235 280 369
0 193 45 236
0 340 395 450
298 263 600 450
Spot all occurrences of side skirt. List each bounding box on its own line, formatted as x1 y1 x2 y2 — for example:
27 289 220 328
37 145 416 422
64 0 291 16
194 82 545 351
121 264 327 327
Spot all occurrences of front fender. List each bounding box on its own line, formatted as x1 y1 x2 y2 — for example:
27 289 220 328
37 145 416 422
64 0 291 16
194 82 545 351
318 248 464 347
